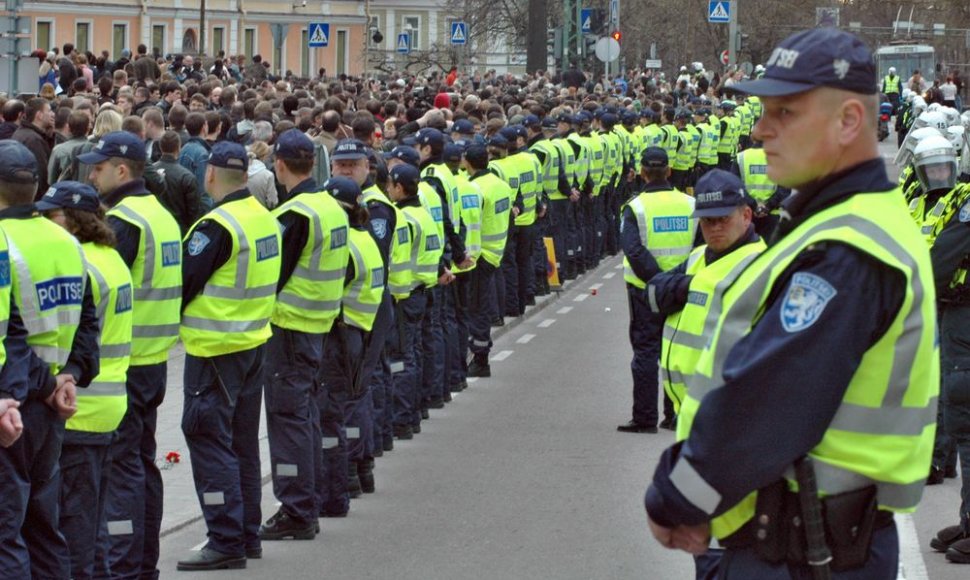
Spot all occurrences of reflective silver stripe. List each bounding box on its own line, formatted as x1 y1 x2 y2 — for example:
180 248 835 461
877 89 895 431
828 397 937 436
669 458 721 515
180 316 270 333
321 437 339 449
112 204 157 286
414 264 439 274
276 463 299 477
664 325 708 350
133 286 181 301
648 284 659 312
786 461 926 511
390 361 405 373
276 293 341 312
481 233 507 243
203 492 225 506
346 301 380 314
388 283 411 295
203 283 277 300
5 236 84 338
651 247 692 257
32 345 71 366
471 339 490 347
107 520 133 535
286 201 326 275
346 427 360 439
292 265 345 282
132 323 180 338
100 343 132 358
211 208 251 290
85 381 127 396
86 258 111 323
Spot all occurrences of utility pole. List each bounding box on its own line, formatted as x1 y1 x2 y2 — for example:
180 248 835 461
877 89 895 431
728 0 737 66
527 0 547 73
199 0 206 56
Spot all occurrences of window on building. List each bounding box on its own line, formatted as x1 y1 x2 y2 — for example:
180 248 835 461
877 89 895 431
152 25 165 56
336 30 347 75
404 16 420 50
113 24 128 61
75 22 90 53
301 29 309 78
244 28 256 60
368 16 381 47
212 27 225 55
36 21 52 52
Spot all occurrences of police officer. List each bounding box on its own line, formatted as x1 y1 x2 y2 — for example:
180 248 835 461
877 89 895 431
260 130 349 541
176 141 282 571
525 115 562 294
883 66 902 114
734 138 790 239
715 100 739 169
317 177 385 505
558 114 586 279
535 116 574 285
646 29 937 578
618 147 695 434
649 170 766 578
693 109 720 179
0 141 99 579
499 124 540 316
486 133 518 324
40 182 134 580
84 130 183 580
385 164 441 440
466 145 515 378
347 142 412 456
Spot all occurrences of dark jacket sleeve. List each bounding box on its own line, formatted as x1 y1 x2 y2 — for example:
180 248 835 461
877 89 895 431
620 206 661 284
181 220 234 309
61 281 100 386
647 262 692 315
645 243 905 527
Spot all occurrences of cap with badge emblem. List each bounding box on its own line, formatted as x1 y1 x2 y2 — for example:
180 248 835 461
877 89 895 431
383 145 420 167
77 131 147 164
274 128 315 160
331 139 369 161
733 28 877 97
35 181 102 213
322 176 362 207
414 128 444 148
641 146 669 169
692 169 750 218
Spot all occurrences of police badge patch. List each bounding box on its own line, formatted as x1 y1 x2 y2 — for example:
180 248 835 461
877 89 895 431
187 231 211 256
960 200 970 223
781 273 837 333
371 218 388 239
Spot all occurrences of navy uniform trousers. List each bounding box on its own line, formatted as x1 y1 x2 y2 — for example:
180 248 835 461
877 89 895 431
369 293 395 451
444 273 471 391
100 361 167 580
501 223 535 317
627 284 670 427
390 290 427 429
547 199 573 280
421 286 446 411
468 261 497 364
0 401 70 579
265 325 323 526
182 347 265 557
714 524 899 579
60 431 112 580
941 304 970 534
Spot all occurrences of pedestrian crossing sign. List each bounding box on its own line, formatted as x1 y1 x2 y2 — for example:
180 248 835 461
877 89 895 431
581 8 593 33
308 22 329 47
397 33 411 54
451 21 467 45
708 1 730 23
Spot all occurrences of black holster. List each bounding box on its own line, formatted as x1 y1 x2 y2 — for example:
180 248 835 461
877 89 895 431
752 482 880 572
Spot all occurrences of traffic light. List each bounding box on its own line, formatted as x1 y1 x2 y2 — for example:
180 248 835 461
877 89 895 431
611 30 621 42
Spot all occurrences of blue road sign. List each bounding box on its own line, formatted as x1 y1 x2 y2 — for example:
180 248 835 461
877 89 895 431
581 9 593 33
397 33 411 54
308 22 329 47
450 21 467 45
708 1 730 23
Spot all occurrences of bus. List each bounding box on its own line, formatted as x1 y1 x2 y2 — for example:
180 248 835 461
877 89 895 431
875 44 936 86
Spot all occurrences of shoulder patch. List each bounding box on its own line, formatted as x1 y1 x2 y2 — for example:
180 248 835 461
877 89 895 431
187 231 211 256
780 272 837 333
370 219 388 240
959 199 970 223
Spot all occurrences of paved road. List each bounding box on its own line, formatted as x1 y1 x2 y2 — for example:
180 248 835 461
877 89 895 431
150 131 965 578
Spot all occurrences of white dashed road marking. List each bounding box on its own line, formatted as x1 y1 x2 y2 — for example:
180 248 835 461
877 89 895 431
517 334 536 344
557 306 573 314
574 294 589 302
538 319 556 328
490 350 513 362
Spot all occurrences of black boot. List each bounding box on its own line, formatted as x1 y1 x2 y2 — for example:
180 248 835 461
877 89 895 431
358 459 375 494
468 357 491 378
347 462 362 498
258 509 316 541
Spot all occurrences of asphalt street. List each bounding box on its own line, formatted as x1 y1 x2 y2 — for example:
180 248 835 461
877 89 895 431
150 132 965 579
